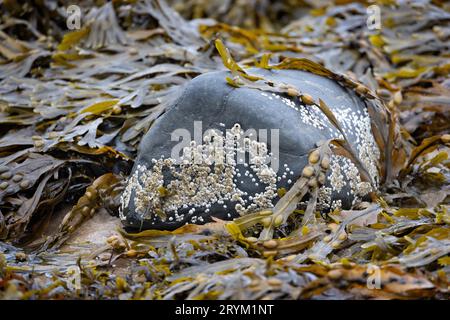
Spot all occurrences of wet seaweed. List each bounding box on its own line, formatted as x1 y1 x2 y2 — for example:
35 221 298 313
0 0 449 300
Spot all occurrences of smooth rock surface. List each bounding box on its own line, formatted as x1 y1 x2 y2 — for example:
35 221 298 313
120 68 380 230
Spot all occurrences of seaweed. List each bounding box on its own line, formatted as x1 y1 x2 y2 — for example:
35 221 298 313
0 0 449 300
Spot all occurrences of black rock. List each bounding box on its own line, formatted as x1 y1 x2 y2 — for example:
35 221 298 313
120 68 380 230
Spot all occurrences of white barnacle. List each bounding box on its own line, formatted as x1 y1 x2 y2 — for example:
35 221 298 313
329 155 346 193
317 186 332 210
331 199 342 210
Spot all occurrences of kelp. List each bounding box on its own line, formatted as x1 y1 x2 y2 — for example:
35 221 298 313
0 0 450 300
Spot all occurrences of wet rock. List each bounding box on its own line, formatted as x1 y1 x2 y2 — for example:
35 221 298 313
120 68 380 230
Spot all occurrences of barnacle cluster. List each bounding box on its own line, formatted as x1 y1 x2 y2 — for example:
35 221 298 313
261 91 380 211
321 106 380 210
120 123 280 225
261 92 331 131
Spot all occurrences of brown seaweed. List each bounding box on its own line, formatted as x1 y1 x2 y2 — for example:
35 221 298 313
0 0 449 300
